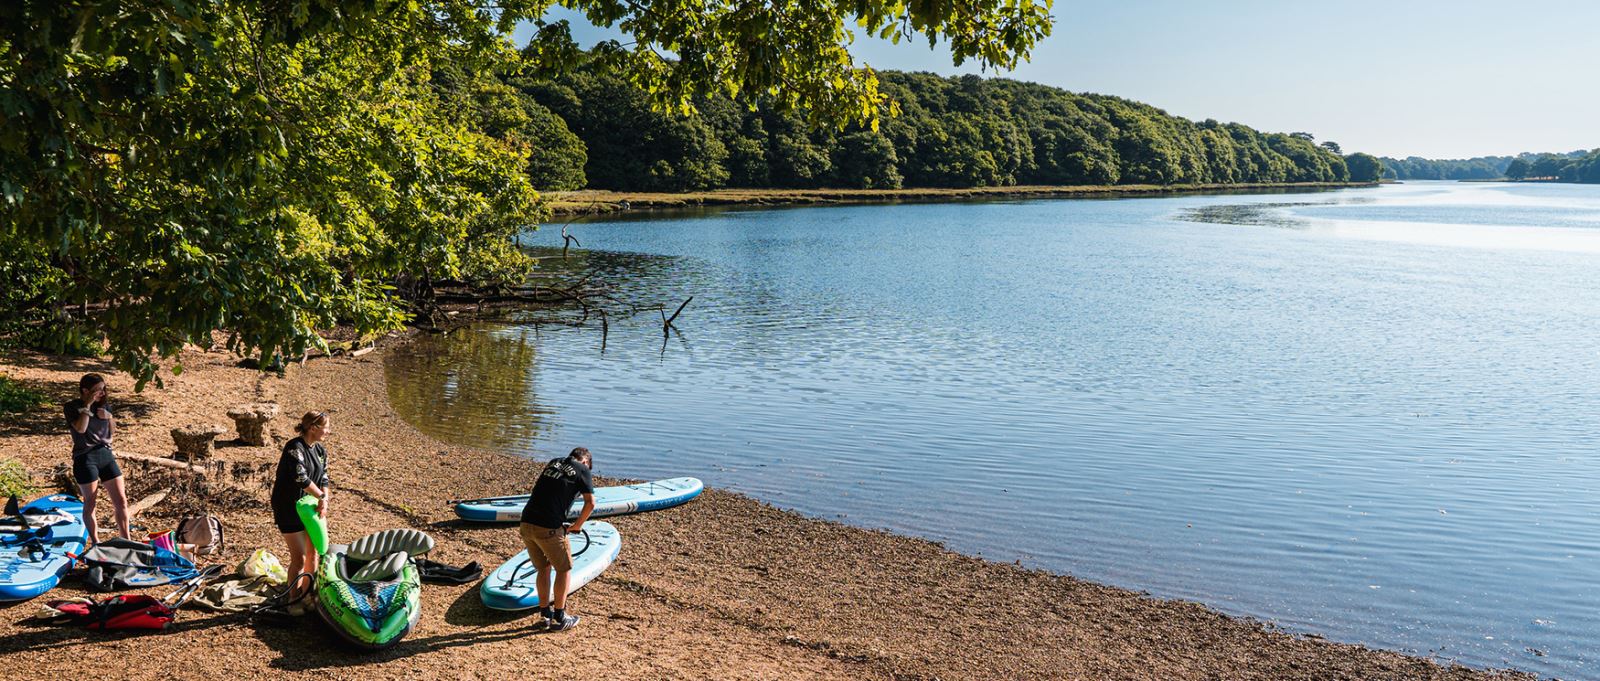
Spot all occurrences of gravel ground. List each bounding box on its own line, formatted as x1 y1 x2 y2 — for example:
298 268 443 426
0 342 1534 680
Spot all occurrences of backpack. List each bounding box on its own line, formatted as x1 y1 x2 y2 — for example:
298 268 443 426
42 595 177 630
175 514 225 556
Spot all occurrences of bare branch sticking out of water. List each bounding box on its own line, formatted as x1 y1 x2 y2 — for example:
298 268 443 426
662 297 694 338
562 224 582 259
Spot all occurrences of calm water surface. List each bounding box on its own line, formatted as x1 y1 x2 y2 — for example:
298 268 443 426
388 182 1600 677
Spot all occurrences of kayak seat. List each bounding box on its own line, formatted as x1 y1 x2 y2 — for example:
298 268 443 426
347 529 434 561
348 551 409 583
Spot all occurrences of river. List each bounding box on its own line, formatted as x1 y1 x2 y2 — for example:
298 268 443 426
387 181 1600 677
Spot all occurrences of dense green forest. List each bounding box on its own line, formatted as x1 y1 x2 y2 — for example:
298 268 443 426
457 69 1382 193
1381 149 1599 182
2 0 1053 381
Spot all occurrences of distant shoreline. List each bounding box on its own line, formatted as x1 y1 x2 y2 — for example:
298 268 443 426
545 181 1380 216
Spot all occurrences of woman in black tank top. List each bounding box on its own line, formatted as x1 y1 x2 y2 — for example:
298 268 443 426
64 373 129 543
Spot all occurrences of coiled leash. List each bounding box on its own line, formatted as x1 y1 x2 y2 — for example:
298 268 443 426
501 525 591 589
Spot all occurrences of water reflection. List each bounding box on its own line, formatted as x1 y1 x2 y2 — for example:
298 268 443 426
385 326 554 452
1179 202 1313 228
384 182 1600 677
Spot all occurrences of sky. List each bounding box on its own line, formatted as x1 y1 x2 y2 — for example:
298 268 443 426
519 1 1600 159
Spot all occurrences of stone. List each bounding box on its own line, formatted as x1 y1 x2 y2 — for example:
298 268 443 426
171 424 228 460
226 402 280 446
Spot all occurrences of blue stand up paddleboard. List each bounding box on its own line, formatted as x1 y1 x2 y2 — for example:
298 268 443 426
0 495 89 602
480 521 620 611
452 477 703 523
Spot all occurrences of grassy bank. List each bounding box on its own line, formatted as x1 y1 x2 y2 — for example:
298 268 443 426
545 182 1379 216
0 341 1530 680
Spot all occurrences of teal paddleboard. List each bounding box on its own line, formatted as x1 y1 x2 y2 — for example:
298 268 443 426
452 477 702 523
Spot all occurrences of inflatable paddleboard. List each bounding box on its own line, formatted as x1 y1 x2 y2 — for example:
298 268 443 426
480 521 620 611
0 495 89 601
453 477 703 523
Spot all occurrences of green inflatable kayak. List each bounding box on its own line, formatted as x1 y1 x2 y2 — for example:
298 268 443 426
313 528 434 649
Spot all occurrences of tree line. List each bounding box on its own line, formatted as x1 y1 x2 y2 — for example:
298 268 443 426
1 0 1051 383
1503 150 1600 183
1381 149 1598 183
450 67 1385 193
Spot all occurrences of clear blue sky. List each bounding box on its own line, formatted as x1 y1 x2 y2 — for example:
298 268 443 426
521 1 1599 159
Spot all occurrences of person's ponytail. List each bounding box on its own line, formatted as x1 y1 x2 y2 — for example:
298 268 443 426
295 411 327 435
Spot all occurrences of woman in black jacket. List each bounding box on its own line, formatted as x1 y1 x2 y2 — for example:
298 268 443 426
271 411 332 609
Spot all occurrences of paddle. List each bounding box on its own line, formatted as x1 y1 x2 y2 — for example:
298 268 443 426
164 565 225 607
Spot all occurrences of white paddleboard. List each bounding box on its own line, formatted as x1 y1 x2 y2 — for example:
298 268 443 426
479 521 620 611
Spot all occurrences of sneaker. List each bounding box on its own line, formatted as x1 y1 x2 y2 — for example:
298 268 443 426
548 613 580 631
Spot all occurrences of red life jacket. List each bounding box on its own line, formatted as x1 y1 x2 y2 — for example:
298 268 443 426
45 595 176 630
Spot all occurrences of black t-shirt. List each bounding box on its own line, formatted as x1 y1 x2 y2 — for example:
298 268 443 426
519 456 595 528
64 399 113 456
271 437 330 506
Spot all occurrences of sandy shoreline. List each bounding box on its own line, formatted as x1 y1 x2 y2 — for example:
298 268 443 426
545 182 1379 217
0 341 1532 680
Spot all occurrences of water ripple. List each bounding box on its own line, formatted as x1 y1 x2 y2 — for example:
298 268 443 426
389 182 1600 677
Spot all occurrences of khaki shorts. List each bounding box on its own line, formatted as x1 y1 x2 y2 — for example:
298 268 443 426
519 523 573 572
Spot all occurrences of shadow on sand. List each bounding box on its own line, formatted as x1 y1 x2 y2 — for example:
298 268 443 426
0 351 160 439
255 585 546 671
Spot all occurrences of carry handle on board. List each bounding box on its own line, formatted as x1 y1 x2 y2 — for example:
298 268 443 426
499 525 592 589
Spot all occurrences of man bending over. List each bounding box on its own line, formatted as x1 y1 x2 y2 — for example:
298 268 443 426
518 447 596 631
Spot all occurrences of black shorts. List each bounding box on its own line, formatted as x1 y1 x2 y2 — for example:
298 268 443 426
72 446 121 485
271 496 305 534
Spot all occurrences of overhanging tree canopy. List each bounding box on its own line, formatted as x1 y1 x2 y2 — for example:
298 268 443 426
0 0 1053 386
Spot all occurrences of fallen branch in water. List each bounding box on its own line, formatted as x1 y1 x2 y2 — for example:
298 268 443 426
662 297 693 338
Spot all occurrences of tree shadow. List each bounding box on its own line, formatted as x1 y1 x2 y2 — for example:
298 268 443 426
0 349 160 440
0 350 114 376
0 607 249 656
254 586 543 671
215 439 261 451
0 384 160 438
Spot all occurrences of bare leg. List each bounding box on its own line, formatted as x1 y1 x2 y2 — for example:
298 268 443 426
282 531 311 600
535 565 552 610
102 474 131 539
78 480 100 544
552 569 571 611
304 540 319 586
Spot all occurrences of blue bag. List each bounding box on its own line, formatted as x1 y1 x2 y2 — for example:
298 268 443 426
78 538 201 591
